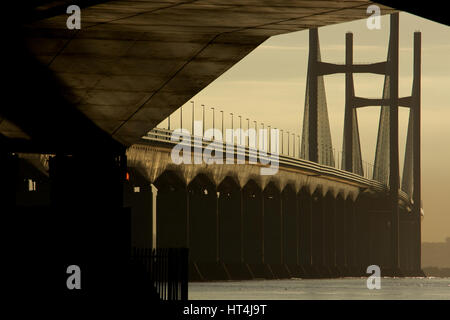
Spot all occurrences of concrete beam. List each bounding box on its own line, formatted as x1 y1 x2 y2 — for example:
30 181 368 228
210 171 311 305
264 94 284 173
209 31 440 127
5 1 396 149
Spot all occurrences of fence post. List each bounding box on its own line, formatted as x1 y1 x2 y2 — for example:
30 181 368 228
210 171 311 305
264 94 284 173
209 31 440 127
181 248 189 300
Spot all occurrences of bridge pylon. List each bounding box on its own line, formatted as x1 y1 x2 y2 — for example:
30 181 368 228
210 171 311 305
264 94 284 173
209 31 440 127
302 13 422 275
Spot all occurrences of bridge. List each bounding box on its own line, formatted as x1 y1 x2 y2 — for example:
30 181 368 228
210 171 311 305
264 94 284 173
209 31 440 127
125 13 422 280
2 1 436 297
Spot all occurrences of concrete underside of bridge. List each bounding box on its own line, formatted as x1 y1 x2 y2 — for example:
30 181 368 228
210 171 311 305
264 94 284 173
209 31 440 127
2 1 396 149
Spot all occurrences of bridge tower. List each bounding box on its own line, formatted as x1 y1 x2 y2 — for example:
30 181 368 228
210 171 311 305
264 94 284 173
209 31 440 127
302 13 422 275
300 28 335 166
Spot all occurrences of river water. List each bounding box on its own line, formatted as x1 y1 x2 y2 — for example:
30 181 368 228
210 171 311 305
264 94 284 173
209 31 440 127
189 277 450 300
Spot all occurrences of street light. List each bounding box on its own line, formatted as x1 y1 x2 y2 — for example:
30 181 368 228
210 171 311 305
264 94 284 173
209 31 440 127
274 128 278 153
238 115 242 145
211 107 215 139
261 123 264 151
220 110 224 138
287 131 290 156
246 118 250 146
191 101 194 135
180 105 183 130
292 133 295 158
202 104 205 135
230 113 234 145
253 121 257 149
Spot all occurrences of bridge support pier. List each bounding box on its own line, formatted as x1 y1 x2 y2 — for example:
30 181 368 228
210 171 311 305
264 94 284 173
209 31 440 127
0 151 17 210
324 193 339 277
355 195 370 276
218 178 249 280
282 186 301 278
147 169 420 281
243 180 271 279
298 189 314 277
154 171 195 279
1 152 20 291
400 209 420 276
187 175 226 280
311 190 329 277
124 174 153 250
263 183 288 279
48 151 130 295
344 198 358 276
335 196 348 276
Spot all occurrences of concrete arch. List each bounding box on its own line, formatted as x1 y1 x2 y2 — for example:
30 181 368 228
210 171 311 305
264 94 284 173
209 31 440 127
281 184 298 270
218 174 240 191
154 169 186 191
187 173 218 263
154 170 188 249
344 197 357 272
311 188 324 274
298 187 312 271
263 182 282 266
323 191 337 276
218 176 242 264
335 194 346 272
242 179 263 270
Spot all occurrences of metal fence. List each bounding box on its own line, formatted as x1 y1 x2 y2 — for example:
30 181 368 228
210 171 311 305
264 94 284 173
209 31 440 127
131 247 188 300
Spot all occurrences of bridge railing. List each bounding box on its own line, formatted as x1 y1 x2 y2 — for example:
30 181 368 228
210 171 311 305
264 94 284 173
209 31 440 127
131 247 188 301
142 128 410 204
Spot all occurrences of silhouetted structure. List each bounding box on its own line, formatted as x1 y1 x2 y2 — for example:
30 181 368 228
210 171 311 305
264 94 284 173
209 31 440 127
300 13 422 275
131 247 188 300
124 13 423 279
3 8 425 300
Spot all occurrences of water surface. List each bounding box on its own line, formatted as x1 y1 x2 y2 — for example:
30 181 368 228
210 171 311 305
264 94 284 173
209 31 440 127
189 277 450 300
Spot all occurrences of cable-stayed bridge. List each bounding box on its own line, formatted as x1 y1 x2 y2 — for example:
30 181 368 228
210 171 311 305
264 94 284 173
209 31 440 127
125 13 423 279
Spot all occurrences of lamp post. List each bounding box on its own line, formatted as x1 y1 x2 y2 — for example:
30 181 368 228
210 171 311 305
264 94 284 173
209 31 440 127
274 128 278 154
230 113 234 130
211 107 215 139
246 118 250 147
202 104 205 135
292 133 295 158
287 131 290 156
253 121 257 149
180 105 183 130
238 115 242 145
333 148 336 167
220 110 224 139
230 113 234 145
261 123 264 151
191 101 194 134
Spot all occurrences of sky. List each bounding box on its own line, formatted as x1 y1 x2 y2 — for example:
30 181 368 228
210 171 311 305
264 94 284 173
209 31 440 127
159 12 450 243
